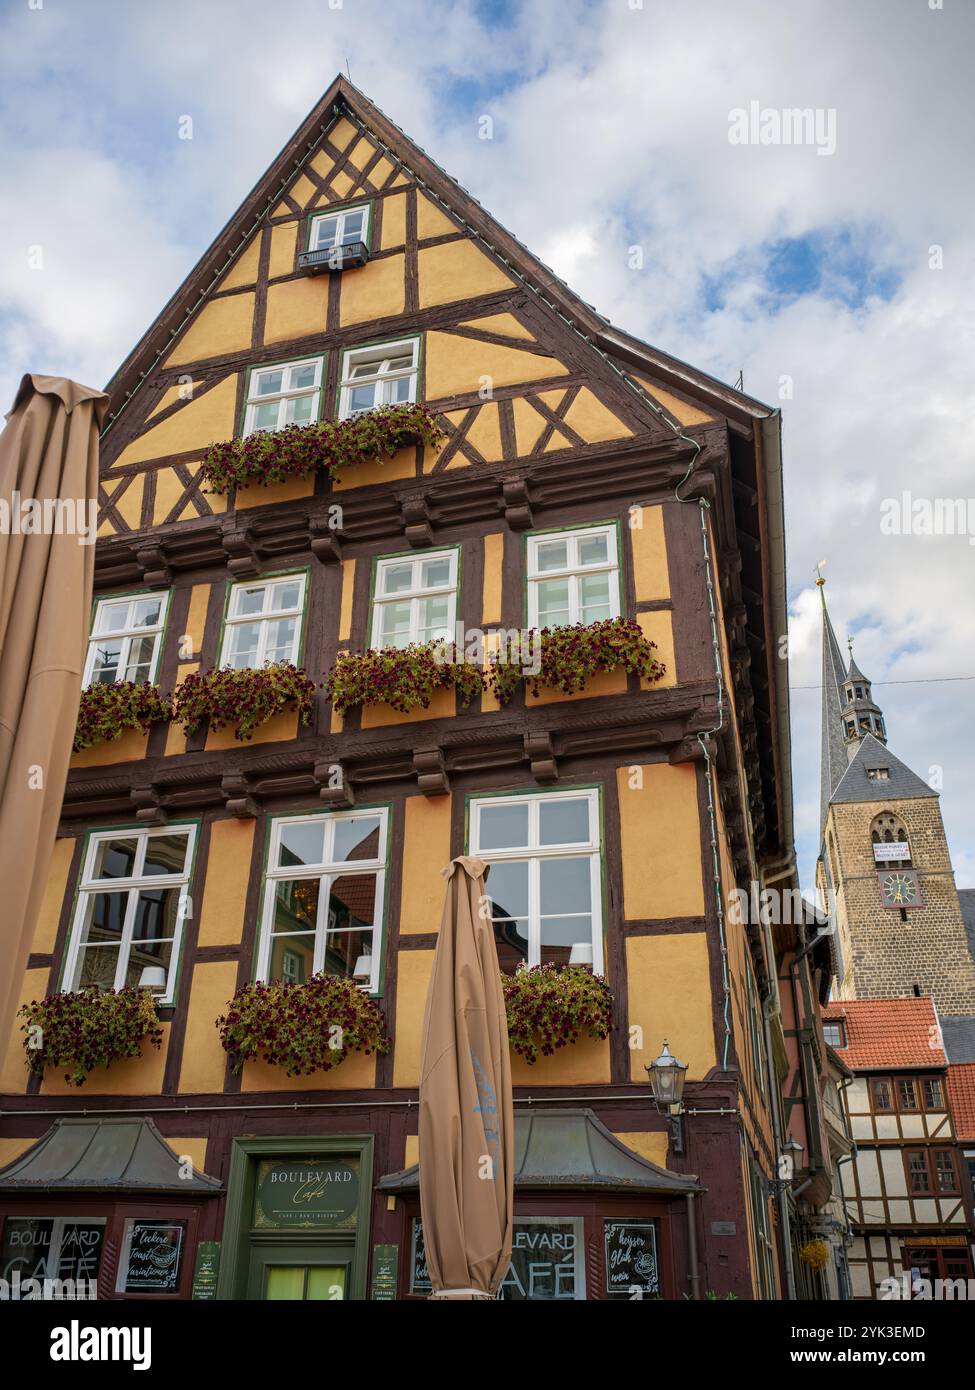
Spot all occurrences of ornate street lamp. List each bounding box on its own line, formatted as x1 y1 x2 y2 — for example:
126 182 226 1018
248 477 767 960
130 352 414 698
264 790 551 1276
645 1039 689 1153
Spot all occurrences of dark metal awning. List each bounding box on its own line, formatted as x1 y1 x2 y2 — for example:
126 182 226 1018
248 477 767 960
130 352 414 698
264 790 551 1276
378 1108 701 1196
0 1117 222 1194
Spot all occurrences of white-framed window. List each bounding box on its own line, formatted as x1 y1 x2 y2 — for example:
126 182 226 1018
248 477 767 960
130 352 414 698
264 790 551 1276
257 809 389 994
339 338 419 420
308 204 370 253
83 593 169 687
62 826 197 1005
243 357 323 436
220 574 307 670
469 789 603 975
371 549 458 649
526 524 620 629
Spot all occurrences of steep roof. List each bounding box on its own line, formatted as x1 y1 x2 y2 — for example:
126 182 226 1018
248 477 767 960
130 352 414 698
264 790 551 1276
823 996 946 1070
101 74 775 442
829 732 936 807
941 1017 975 1064
819 583 850 835
946 1064 975 1140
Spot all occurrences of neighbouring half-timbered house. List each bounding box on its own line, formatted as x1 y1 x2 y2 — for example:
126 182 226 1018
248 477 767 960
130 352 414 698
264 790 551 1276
0 77 819 1301
824 996 975 1297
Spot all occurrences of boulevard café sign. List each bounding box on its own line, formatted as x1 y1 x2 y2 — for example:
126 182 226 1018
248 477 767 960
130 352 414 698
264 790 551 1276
255 1158 360 1230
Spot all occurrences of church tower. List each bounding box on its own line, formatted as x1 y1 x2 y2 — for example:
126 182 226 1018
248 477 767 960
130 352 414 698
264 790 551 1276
815 579 975 1015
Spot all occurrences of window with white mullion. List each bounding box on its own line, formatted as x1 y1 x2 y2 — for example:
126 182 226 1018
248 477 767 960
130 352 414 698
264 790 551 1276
243 357 323 436
471 791 603 976
260 811 388 992
339 338 419 419
527 525 620 629
309 205 370 252
84 593 167 687
65 828 195 1003
372 549 457 650
221 574 306 670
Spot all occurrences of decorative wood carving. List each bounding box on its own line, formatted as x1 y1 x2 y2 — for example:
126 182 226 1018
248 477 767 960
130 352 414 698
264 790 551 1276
220 518 259 577
524 731 558 783
220 772 260 819
413 746 448 795
502 476 533 530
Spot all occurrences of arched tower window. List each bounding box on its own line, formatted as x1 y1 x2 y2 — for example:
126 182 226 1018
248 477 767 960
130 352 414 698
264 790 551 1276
869 812 912 869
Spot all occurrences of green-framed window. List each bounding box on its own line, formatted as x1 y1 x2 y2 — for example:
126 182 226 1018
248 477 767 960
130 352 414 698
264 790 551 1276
219 572 307 669
256 808 389 995
307 202 371 254
339 336 419 420
468 788 604 976
84 591 170 687
243 356 324 437
61 824 198 1005
370 547 458 649
526 522 620 628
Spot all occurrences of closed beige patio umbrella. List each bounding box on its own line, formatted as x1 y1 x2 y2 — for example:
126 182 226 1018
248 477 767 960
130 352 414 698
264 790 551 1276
0 375 107 1052
418 855 514 1299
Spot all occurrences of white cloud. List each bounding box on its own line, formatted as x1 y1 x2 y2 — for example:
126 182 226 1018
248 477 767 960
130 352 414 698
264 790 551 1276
1 0 973 888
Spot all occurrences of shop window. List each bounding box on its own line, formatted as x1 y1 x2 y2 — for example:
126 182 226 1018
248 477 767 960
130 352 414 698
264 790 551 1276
62 825 197 1004
115 1219 188 1295
411 1217 586 1300
256 809 388 994
469 788 603 975
0 1217 104 1292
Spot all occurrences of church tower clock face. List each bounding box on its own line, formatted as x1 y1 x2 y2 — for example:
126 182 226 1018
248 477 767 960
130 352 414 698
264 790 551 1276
877 869 922 909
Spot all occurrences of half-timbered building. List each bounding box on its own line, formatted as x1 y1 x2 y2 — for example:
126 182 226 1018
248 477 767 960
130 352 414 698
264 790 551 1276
0 77 820 1301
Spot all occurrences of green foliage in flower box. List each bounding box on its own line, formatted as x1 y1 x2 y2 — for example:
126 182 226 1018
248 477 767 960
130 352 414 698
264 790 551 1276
216 975 390 1076
171 663 316 741
325 641 485 715
200 403 447 493
502 963 614 1065
490 617 666 705
73 681 172 752
19 987 163 1088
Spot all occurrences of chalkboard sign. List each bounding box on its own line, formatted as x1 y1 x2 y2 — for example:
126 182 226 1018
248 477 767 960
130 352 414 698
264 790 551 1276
604 1220 658 1297
118 1221 186 1293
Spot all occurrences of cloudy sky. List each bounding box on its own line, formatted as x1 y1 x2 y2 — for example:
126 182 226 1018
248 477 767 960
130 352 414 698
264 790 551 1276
1 0 972 892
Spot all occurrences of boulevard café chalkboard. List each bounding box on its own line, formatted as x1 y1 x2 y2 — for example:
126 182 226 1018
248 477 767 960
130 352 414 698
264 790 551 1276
254 1157 360 1230
604 1220 659 1297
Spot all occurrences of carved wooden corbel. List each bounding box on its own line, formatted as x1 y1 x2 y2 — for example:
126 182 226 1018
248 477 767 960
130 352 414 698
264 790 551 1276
502 477 533 531
314 759 354 807
134 541 171 587
401 494 433 548
413 746 448 796
309 510 343 564
524 731 558 783
220 518 260 577
130 785 167 825
220 772 260 819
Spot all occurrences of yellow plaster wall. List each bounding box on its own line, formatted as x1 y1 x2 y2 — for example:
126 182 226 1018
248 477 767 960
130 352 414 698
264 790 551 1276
235 475 315 509
527 667 627 705
614 1131 670 1168
513 396 547 454
217 235 261 291
197 819 256 946
165 294 255 367
40 1024 171 1097
264 277 327 344
418 239 515 309
563 389 633 444
416 194 457 239
630 505 671 601
626 934 716 1080
113 375 239 467
360 687 454 728
31 837 74 953
637 610 677 690
616 763 704 919
241 1046 376 1092
98 476 144 535
400 796 451 935
482 533 504 624
178 961 240 1093
425 332 566 400
339 253 405 326
268 222 298 278
404 1134 419 1168
167 1137 211 1175
147 381 204 421
70 728 151 770
338 559 356 640
205 711 299 751
0 967 49 1093
181 583 212 659
461 402 503 463
381 193 407 250
0 1137 39 1168
459 312 534 341
510 1035 611 1086
633 375 713 427
392 949 435 1087
332 446 416 489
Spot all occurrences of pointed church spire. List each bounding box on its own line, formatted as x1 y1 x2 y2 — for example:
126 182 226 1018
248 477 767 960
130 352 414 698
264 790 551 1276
818 574 849 835
842 646 887 749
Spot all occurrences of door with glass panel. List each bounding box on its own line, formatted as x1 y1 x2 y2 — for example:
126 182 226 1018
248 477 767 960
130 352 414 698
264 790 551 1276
248 1246 352 1300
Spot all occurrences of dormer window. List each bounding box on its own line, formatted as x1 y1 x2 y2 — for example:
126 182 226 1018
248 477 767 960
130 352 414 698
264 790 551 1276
845 719 855 738
339 338 419 420
298 204 371 274
855 686 864 699
866 767 890 781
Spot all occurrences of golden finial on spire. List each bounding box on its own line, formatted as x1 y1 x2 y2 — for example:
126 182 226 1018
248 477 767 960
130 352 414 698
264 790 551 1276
815 559 827 593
